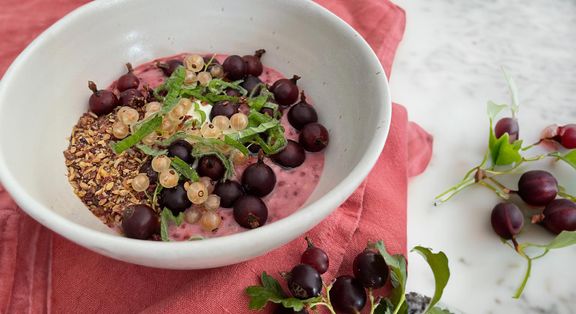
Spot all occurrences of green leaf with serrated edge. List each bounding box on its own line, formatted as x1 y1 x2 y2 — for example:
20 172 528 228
171 156 200 182
193 102 206 124
375 241 407 312
411 247 450 312
191 144 235 180
487 101 509 121
552 150 576 170
160 67 187 114
501 67 519 114
112 115 163 154
248 94 269 111
245 272 321 311
223 135 250 156
158 131 188 146
227 119 280 143
135 144 167 157
207 79 247 96
160 208 172 242
488 127 523 166
525 231 576 250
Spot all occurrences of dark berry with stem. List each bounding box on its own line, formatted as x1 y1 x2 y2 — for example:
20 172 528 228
517 170 558 206
117 63 140 92
299 123 329 152
222 55 247 80
288 92 318 130
494 117 519 143
271 75 300 106
286 264 322 299
119 88 145 107
353 249 389 288
558 124 576 149
197 155 225 181
542 199 576 234
329 275 367 314
122 204 159 239
167 139 194 164
214 180 244 208
300 237 329 274
242 157 276 197
241 75 263 96
225 88 242 97
157 59 183 76
210 100 239 119
233 195 268 228
491 202 524 240
88 81 119 116
243 49 265 77
271 140 306 168
139 158 158 183
159 183 191 214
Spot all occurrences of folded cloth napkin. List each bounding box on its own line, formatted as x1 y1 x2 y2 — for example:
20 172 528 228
0 0 433 313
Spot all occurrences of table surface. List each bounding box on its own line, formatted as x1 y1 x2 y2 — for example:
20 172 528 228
391 0 576 313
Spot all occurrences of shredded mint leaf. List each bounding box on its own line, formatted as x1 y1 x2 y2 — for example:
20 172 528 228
111 115 163 154
245 272 320 311
227 119 280 143
193 102 207 124
375 241 407 313
487 101 508 121
160 207 185 242
208 79 247 96
525 231 576 250
223 135 250 155
135 144 167 157
158 131 188 147
411 247 450 312
171 156 200 181
248 94 270 111
151 184 163 210
191 144 235 180
488 127 523 166
159 67 187 114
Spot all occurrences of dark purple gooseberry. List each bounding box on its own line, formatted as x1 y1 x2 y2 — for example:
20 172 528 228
157 59 183 76
117 63 140 92
167 139 194 164
242 49 265 77
88 81 119 116
517 170 558 206
288 92 318 130
159 183 192 214
241 75 263 96
299 123 329 152
300 238 329 274
233 195 268 229
271 75 300 106
139 159 158 183
329 276 367 314
353 249 389 289
558 124 576 149
241 159 276 197
119 88 145 107
214 180 244 208
490 202 524 239
222 55 247 80
287 264 322 300
542 199 576 234
274 305 308 314
271 140 306 168
197 155 226 181
494 117 519 143
225 88 242 97
210 100 239 120
122 204 159 239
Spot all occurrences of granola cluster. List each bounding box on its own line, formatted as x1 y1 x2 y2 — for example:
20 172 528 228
63 112 148 226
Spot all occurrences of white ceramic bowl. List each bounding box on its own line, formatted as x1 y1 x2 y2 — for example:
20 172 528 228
0 0 391 269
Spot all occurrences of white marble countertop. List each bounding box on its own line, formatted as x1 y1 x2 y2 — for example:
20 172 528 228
390 0 576 313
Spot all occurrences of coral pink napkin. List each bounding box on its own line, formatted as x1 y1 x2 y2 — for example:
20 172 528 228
0 0 433 313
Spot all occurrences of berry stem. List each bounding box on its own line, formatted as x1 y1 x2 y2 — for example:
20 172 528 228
368 289 377 314
126 62 134 72
392 295 406 314
521 140 542 151
513 249 532 299
88 81 98 93
308 302 335 314
558 190 576 202
254 49 266 58
434 177 476 206
477 180 510 200
305 236 315 248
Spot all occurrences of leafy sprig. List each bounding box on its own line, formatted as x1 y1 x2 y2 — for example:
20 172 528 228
246 242 451 314
159 207 184 242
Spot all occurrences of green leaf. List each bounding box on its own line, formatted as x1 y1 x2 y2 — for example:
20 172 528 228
375 241 407 313
160 67 187 114
227 119 280 143
245 272 320 311
191 143 235 180
374 299 394 314
208 79 247 96
428 306 455 314
554 150 576 170
247 94 270 111
171 156 200 182
158 131 188 146
135 144 167 157
488 127 523 166
193 102 207 124
487 101 508 121
111 115 163 154
151 184 163 210
223 135 250 156
411 247 450 312
525 231 576 250
160 208 172 242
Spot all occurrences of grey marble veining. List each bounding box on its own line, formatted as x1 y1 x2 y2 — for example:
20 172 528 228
390 0 576 313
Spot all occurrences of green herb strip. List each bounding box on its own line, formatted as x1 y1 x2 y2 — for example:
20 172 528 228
135 143 167 157
171 156 200 182
111 115 163 154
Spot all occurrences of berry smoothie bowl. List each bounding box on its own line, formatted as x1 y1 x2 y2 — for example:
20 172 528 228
0 0 391 269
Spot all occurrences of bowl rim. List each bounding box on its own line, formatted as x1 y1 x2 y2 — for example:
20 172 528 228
0 0 391 265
